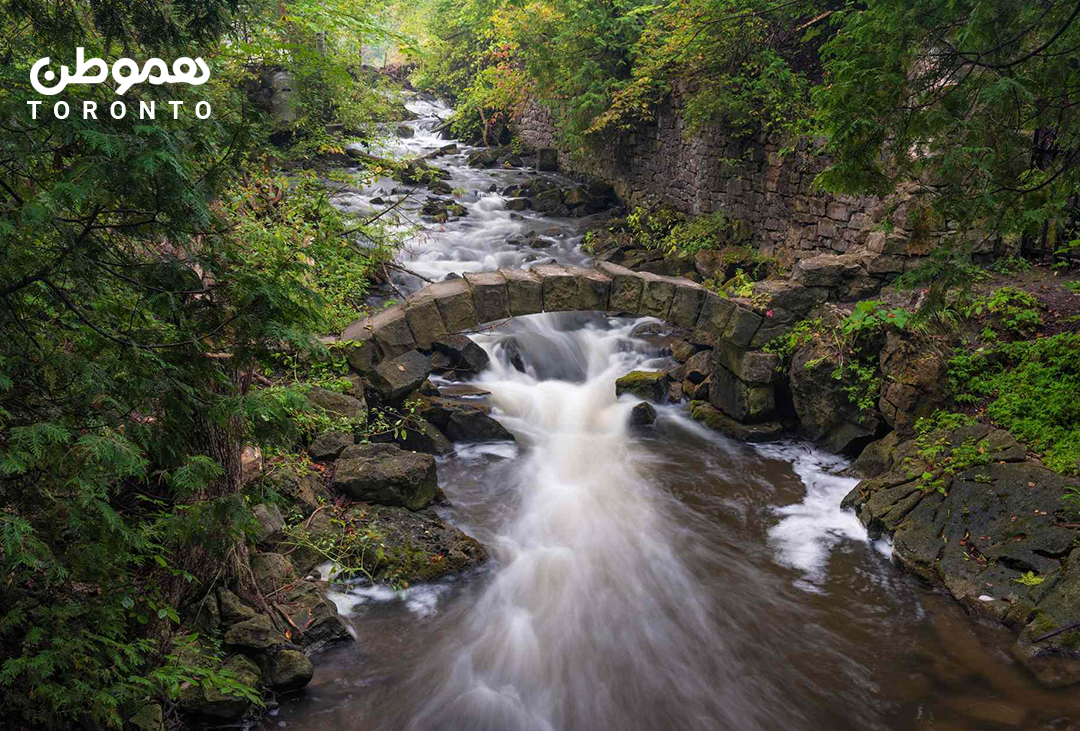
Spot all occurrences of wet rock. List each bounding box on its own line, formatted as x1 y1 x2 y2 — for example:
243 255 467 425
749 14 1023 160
276 580 353 651
430 335 490 376
505 197 531 211
691 404 785 443
369 349 433 402
789 338 879 453
395 124 414 138
709 365 776 424
251 503 285 545
852 431 900 478
333 443 437 510
531 188 563 213
251 552 299 595
354 503 488 583
683 351 711 384
309 430 353 461
671 340 701 363
179 655 261 720
372 417 454 456
467 147 504 168
711 341 781 385
445 408 515 443
615 371 671 402
435 143 458 156
683 377 710 402
307 386 366 420
668 381 683 403
536 148 558 171
224 612 284 650
265 649 314 692
630 401 657 428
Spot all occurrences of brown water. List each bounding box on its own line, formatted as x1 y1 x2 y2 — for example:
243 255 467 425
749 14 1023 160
266 314 1080 731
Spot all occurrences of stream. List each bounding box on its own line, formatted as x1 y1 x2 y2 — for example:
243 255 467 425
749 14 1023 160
267 98 1080 731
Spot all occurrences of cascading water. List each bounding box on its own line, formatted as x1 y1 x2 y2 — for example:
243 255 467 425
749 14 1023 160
268 96 1080 731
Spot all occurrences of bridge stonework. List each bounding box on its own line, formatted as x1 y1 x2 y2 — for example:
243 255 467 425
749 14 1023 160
341 262 785 425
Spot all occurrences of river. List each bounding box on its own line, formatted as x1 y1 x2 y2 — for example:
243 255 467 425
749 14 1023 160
265 98 1080 731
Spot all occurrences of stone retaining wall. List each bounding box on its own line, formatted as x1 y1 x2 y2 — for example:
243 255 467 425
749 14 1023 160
516 99 975 269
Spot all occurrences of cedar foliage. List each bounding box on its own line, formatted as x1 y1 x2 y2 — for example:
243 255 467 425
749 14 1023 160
0 0 397 726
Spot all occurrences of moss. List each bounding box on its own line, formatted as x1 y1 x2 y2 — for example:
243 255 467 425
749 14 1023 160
616 370 667 386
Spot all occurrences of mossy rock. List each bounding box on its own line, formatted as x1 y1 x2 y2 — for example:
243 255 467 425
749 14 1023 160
615 370 671 402
338 504 488 586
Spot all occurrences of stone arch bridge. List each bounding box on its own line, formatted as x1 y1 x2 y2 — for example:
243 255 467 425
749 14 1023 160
342 262 789 425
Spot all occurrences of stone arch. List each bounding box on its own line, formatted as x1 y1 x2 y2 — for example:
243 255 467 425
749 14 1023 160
340 262 786 426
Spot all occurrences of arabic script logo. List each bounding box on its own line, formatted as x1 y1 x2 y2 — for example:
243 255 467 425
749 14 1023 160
31 47 210 96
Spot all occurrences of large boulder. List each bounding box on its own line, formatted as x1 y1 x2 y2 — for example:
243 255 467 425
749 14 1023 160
877 331 952 441
309 430 354 461
332 443 438 510
537 148 558 171
445 408 515 442
419 397 515 443
430 335 489 376
276 579 353 651
263 466 327 511
342 504 488 584
251 503 285 545
251 552 299 595
690 403 785 443
615 371 671 402
630 401 657 429
264 649 314 691
306 387 366 420
369 349 434 402
789 338 881 453
224 612 284 651
374 417 455 455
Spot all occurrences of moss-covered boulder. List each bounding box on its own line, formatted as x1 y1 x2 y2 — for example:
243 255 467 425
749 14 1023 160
264 648 314 691
615 370 671 402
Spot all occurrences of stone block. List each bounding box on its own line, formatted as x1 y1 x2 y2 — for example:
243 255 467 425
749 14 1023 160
638 272 676 319
691 292 736 347
340 322 381 374
409 279 475 334
404 297 448 350
367 305 415 358
667 279 707 328
534 265 579 312
464 271 511 324
566 266 611 311
709 363 776 423
722 305 764 349
499 267 544 316
711 340 781 385
596 261 644 313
